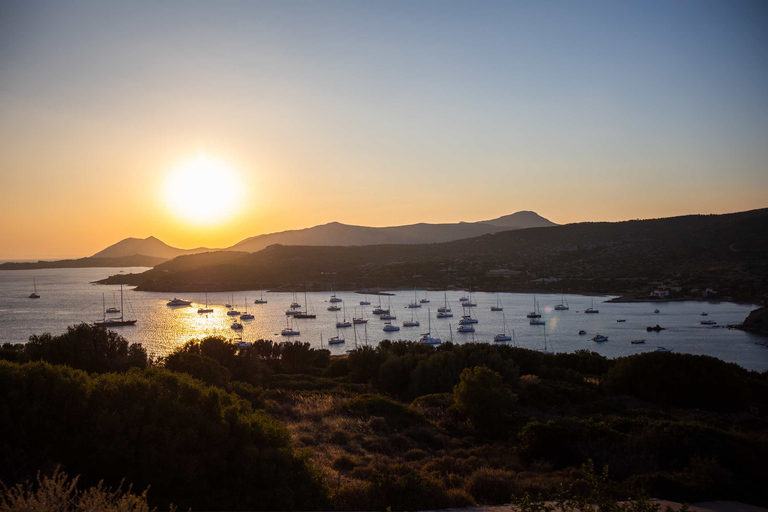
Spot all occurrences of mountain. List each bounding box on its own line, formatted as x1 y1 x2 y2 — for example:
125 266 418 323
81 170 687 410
91 236 210 260
101 208 768 303
227 211 557 253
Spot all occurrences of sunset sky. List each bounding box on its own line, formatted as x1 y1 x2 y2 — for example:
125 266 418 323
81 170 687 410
1 0 767 259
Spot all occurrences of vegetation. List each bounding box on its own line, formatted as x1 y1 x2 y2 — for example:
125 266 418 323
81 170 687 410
2 323 768 510
102 208 768 303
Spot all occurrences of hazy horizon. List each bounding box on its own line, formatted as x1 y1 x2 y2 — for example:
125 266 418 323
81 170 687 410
2 0 767 259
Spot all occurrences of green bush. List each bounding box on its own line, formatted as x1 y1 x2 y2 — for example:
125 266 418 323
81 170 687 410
0 361 327 510
454 366 518 435
602 352 754 411
22 323 148 373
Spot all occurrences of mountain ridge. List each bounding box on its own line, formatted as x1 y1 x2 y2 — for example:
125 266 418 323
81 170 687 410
90 211 557 260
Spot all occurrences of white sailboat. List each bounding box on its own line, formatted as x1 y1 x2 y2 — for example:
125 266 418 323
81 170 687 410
554 294 569 311
419 310 442 344
29 278 40 299
197 293 213 314
95 282 136 327
254 286 268 304
494 312 512 341
584 297 599 314
491 293 503 311
240 297 254 320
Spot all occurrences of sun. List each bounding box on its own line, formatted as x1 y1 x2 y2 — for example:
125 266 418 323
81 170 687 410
163 155 243 225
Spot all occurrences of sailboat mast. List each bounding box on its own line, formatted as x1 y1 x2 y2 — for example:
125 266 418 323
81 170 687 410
102 294 106 321
120 282 124 321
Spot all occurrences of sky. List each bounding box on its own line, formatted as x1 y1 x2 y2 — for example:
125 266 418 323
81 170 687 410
1 0 767 259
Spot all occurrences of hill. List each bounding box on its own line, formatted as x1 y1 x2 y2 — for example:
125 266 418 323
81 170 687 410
91 236 210 259
101 208 768 302
0 254 167 270
227 211 556 253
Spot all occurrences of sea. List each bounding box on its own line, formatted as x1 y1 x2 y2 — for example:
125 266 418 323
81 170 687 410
1 267 766 371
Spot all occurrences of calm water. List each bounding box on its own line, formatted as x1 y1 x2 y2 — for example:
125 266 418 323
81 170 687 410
1 268 766 371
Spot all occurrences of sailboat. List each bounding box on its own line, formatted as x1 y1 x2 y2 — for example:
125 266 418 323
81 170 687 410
584 297 599 314
491 293 503 311
382 321 400 332
335 304 351 328
371 293 388 315
106 291 120 313
419 310 442 344
554 294 569 311
494 312 512 341
254 286 268 304
359 294 371 306
329 281 342 303
240 297 254 320
437 292 451 313
197 293 213 314
380 296 396 320
227 294 241 316
403 307 420 327
526 295 541 318
458 305 478 325
407 290 422 308
420 291 430 304
463 287 477 307
281 315 300 336
353 306 368 324
530 298 545 325
294 285 317 318
329 320 346 344
538 324 554 354
29 278 40 299
95 282 137 327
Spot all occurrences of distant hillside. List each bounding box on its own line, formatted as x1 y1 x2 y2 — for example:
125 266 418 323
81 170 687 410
0 254 166 270
91 236 210 259
227 211 556 253
102 209 768 302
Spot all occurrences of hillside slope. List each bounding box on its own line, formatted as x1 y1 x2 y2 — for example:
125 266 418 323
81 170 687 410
102 209 768 302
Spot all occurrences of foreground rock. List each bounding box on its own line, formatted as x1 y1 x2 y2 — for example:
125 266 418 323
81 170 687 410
740 306 768 335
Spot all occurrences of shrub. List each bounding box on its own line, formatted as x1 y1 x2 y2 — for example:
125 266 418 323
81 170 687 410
22 323 148 372
0 467 155 512
0 361 327 511
602 352 753 411
466 467 516 505
454 366 518 435
164 351 231 387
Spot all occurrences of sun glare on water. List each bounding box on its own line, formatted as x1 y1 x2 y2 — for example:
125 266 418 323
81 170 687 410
164 155 243 225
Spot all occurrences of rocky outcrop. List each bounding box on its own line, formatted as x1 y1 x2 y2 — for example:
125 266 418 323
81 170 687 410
741 306 768 335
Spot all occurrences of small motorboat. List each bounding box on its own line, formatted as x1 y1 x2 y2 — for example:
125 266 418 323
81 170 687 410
700 312 708 316
167 298 192 306
592 334 608 342
647 325 665 332
230 322 243 330
616 319 626 323
327 305 341 311
630 339 646 344
578 330 587 335
655 346 672 352
700 320 717 325
654 309 660 314
227 310 241 316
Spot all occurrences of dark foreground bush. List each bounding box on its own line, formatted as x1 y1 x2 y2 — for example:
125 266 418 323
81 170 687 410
22 323 148 372
602 352 756 411
454 366 518 435
0 361 327 511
